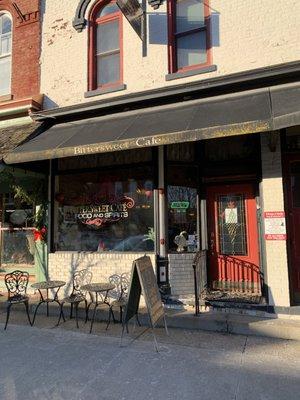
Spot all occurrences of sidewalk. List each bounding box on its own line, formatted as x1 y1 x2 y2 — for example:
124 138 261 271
0 309 300 400
1 296 300 341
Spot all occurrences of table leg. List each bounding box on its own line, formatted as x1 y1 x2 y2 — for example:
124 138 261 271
53 300 66 322
90 302 98 334
31 301 44 326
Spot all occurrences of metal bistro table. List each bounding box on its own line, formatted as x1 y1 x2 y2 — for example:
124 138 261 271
81 283 115 334
31 280 66 325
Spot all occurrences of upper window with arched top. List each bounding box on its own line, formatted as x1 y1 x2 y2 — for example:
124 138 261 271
0 12 12 96
88 1 123 91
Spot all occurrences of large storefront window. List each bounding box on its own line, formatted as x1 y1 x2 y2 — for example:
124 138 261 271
0 169 47 269
55 166 154 252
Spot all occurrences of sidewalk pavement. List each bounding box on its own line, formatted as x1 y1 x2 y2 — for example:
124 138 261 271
0 308 300 400
2 295 300 341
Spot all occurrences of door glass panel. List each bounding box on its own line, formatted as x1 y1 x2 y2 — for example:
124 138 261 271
217 194 248 255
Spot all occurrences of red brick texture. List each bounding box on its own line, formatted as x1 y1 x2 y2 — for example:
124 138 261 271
0 0 40 101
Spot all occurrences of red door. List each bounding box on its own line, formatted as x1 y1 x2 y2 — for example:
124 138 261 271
284 156 300 303
206 184 260 293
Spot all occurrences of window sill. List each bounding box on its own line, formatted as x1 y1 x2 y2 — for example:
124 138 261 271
84 84 127 98
165 65 217 81
0 94 13 102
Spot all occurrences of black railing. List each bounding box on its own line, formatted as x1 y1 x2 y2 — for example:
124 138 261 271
192 250 207 316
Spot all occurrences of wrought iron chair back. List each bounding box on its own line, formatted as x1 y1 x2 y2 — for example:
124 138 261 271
108 273 129 301
56 269 93 329
5 270 29 300
4 270 31 329
108 274 122 300
106 272 132 331
72 269 93 297
119 273 130 301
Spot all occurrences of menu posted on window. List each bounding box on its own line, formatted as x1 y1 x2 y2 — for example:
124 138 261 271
264 211 286 240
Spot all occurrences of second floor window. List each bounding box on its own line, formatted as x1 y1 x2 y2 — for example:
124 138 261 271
89 1 122 90
0 13 12 96
168 0 211 73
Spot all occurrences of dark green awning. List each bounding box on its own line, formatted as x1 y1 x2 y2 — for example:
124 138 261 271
4 83 300 164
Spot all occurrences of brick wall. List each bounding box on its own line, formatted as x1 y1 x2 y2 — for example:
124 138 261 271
47 252 201 301
168 254 195 298
47 252 156 301
260 132 290 306
0 0 40 100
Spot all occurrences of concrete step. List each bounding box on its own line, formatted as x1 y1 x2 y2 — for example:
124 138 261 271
165 309 300 341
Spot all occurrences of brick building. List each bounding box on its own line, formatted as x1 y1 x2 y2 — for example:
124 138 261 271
3 0 300 312
0 0 45 286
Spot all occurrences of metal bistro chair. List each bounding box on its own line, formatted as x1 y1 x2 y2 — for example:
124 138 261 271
106 273 141 330
4 270 31 330
57 269 92 328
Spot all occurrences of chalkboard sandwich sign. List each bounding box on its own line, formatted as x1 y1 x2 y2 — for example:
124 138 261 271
121 255 168 351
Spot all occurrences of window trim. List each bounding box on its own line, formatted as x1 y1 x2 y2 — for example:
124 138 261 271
167 0 212 75
88 0 123 92
0 11 12 96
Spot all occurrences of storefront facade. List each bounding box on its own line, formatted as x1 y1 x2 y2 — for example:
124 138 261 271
5 72 300 308
2 0 300 310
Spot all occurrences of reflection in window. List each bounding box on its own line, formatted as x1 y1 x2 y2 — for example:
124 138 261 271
1 229 35 266
55 167 154 252
0 13 12 96
169 0 209 72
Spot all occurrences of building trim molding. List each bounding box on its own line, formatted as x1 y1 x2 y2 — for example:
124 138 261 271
73 0 164 31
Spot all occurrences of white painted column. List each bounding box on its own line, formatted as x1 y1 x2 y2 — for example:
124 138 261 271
260 132 290 307
158 146 166 258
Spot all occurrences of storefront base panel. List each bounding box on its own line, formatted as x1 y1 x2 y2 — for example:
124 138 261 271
48 252 156 302
168 254 197 298
212 280 261 293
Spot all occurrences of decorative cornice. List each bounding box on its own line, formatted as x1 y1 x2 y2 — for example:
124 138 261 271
72 0 164 32
12 2 39 26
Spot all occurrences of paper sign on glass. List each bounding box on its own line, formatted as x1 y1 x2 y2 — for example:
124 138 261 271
225 208 238 224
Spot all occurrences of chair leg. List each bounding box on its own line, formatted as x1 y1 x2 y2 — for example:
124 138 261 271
111 308 116 324
24 301 31 326
106 307 112 331
75 303 79 329
56 302 64 326
136 314 141 327
120 306 123 324
4 303 12 330
70 303 73 319
84 299 89 323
